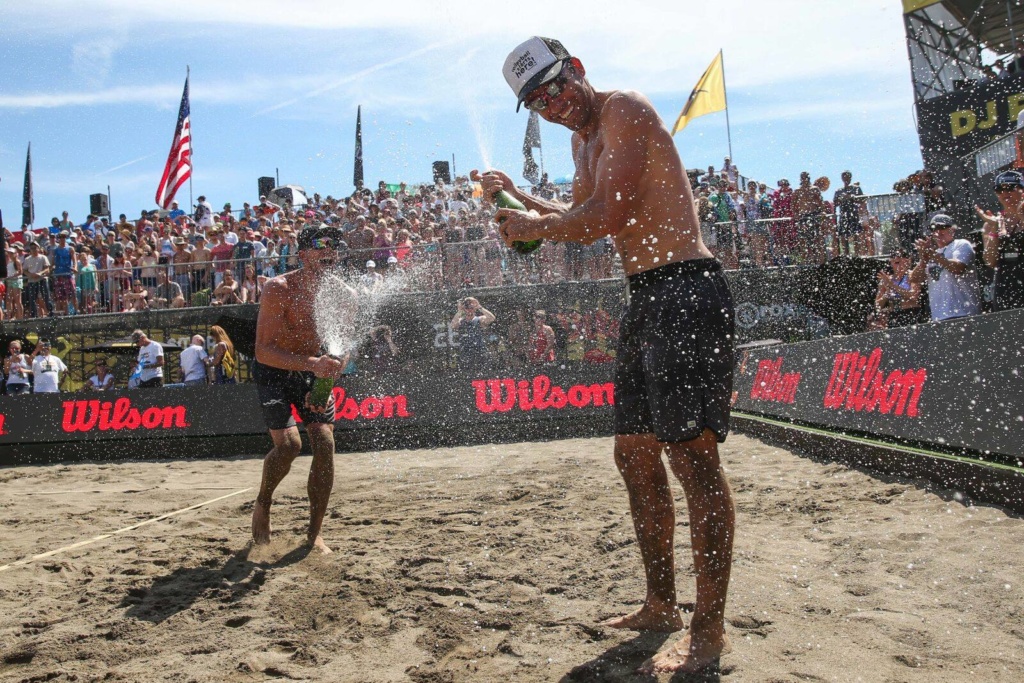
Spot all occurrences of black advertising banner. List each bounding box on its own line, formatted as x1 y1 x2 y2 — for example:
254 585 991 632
0 366 615 461
916 73 1024 167
733 309 1024 459
2 309 1021 463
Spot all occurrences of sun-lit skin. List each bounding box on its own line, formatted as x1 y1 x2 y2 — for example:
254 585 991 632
474 54 733 675
473 59 712 278
252 242 353 556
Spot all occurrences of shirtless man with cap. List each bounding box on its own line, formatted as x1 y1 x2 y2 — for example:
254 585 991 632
251 225 355 554
473 37 736 674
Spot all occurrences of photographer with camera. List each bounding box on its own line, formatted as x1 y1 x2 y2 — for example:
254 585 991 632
910 214 980 322
449 296 495 373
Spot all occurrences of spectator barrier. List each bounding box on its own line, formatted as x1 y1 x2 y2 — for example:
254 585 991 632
0 367 616 464
1 307 1020 478
732 307 1024 462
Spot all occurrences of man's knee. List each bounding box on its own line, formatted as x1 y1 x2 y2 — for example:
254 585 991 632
271 431 303 460
665 429 722 477
306 424 336 457
614 433 666 482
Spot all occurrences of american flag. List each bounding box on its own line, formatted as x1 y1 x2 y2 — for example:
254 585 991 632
155 75 192 209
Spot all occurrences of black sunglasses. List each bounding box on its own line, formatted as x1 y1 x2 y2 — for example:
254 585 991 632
994 184 1022 193
524 66 570 112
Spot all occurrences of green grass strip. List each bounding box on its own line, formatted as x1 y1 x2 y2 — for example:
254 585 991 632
732 410 1024 476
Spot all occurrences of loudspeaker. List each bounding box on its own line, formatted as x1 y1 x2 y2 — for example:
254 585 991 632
258 176 275 198
90 193 109 217
432 161 451 185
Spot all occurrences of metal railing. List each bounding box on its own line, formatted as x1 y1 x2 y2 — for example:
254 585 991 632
2 217 897 320
1 239 626 319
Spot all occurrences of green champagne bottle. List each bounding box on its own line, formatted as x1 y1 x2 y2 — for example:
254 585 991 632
493 189 542 255
309 354 341 409
308 375 335 409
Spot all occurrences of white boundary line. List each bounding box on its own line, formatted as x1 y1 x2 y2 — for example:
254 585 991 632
0 487 252 574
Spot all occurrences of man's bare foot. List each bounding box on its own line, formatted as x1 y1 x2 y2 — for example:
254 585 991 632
307 535 333 555
638 631 732 675
251 500 272 545
599 602 685 632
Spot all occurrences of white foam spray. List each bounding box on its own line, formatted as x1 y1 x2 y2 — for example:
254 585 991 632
313 263 419 359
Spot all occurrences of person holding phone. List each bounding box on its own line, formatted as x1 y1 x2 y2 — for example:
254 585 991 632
910 213 980 322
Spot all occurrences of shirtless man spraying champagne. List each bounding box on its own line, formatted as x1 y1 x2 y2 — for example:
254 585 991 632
473 37 736 674
252 225 355 555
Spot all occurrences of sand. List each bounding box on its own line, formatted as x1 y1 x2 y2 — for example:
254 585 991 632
0 434 1022 682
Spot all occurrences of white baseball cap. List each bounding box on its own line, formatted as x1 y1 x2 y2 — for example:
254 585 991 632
366 260 376 268
503 36 571 112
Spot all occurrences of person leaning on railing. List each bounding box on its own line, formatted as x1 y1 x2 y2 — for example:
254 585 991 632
4 242 25 321
151 270 185 309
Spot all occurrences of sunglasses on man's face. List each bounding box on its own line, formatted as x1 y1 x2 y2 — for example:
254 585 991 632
309 237 336 250
994 184 1022 193
524 68 570 112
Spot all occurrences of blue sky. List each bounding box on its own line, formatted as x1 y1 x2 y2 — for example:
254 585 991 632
0 0 923 226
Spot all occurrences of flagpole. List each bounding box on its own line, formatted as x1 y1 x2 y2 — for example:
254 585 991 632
539 136 545 181
720 49 734 161
187 65 193 213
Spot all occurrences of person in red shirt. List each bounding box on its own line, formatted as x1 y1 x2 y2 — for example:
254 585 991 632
528 310 556 364
771 179 795 263
208 228 236 287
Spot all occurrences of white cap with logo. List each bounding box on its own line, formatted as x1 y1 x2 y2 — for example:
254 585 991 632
502 37 571 112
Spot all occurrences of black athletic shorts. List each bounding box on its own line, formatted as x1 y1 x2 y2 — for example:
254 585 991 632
253 360 336 431
615 258 735 443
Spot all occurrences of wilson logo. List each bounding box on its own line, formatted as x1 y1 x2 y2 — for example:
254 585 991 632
0 413 6 435
472 375 615 413
823 349 927 417
62 398 190 433
292 387 411 423
749 358 801 404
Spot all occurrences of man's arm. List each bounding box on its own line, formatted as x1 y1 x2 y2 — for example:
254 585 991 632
476 306 496 328
496 93 651 246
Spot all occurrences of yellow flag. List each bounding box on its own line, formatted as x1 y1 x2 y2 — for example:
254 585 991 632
672 51 726 135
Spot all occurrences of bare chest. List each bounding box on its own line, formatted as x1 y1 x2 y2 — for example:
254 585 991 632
573 137 604 200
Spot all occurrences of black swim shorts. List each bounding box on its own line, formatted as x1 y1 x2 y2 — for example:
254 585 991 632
614 258 735 443
253 360 336 431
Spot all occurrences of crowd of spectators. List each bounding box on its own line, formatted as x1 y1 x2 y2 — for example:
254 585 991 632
5 155 1022 343
1 325 238 396
693 160 889 268
1 176 619 322
1 160 914 323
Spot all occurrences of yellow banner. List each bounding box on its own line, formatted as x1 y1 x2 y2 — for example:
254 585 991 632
672 51 727 136
902 0 941 15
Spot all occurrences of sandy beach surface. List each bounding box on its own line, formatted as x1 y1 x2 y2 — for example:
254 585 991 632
1 434 1022 682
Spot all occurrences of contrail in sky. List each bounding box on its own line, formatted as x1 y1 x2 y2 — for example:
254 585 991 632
96 153 157 176
252 39 457 117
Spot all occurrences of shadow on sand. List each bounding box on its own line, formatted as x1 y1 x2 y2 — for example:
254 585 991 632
121 543 311 623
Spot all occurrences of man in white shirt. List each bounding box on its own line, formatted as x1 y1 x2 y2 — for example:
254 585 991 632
31 340 67 393
87 358 115 391
179 335 210 386
132 329 165 388
910 213 981 322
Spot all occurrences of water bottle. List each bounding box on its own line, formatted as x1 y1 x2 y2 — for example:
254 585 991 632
493 189 542 255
